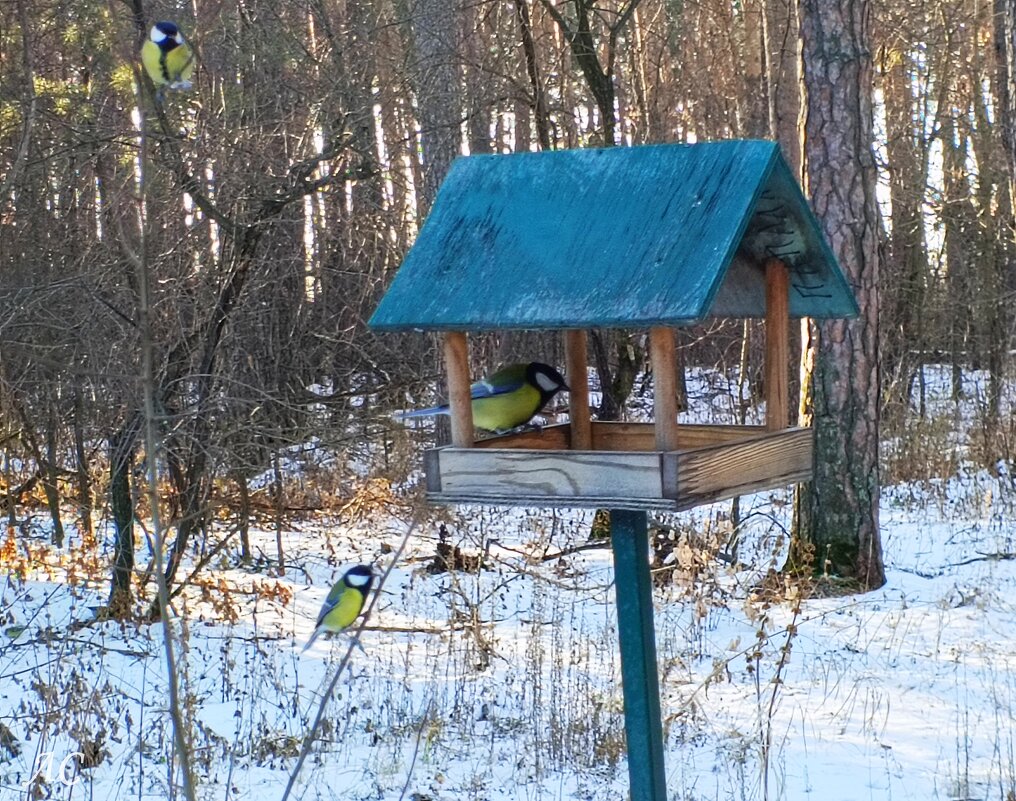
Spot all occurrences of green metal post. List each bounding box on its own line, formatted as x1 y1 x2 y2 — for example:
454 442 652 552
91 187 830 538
610 509 667 801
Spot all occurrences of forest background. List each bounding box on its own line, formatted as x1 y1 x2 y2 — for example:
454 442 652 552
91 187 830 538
3 0 1016 799
2 0 1015 587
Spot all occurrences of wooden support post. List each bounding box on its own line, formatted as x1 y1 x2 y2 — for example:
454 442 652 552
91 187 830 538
650 327 680 451
564 329 592 450
443 332 474 447
764 259 790 432
610 509 668 801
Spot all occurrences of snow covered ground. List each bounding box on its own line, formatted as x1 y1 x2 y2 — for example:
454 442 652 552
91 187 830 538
2 367 1016 801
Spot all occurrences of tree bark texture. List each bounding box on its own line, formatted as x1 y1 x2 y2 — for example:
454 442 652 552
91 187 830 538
402 0 464 215
516 0 552 149
798 0 885 588
996 0 1016 211
108 417 139 611
880 40 928 419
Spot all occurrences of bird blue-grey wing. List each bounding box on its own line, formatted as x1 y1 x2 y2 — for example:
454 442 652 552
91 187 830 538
394 380 518 419
395 404 451 419
394 363 529 419
468 376 523 399
315 583 344 626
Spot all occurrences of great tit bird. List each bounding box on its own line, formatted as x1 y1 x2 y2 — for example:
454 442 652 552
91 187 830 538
141 21 195 94
303 564 375 653
397 361 569 433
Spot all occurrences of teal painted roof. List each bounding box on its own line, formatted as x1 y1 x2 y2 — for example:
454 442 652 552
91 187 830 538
370 140 858 331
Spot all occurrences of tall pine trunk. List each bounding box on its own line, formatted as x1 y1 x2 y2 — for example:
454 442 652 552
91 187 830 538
797 0 885 589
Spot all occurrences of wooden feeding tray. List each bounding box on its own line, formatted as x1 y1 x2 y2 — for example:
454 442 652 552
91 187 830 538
423 422 813 511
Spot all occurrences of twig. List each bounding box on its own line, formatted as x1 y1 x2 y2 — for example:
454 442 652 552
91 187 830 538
397 700 435 801
537 539 610 562
279 514 421 801
358 623 490 635
169 522 242 601
761 599 801 801
953 552 1016 567
133 59 197 801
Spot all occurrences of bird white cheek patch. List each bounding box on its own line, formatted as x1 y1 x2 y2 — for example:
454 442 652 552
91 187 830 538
535 373 560 392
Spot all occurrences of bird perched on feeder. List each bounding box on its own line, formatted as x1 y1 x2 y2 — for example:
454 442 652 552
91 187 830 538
397 361 569 433
141 21 195 96
303 565 375 653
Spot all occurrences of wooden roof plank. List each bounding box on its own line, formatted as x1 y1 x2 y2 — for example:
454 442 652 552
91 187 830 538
370 140 858 331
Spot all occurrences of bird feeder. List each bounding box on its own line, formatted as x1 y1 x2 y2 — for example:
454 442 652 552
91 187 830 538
369 140 858 801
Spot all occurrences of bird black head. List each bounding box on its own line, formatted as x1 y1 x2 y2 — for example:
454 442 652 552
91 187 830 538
526 362 569 408
151 21 183 50
343 564 375 592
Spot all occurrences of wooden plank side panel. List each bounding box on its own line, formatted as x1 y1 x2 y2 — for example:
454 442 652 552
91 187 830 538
425 428 815 510
590 423 655 451
436 448 664 502
471 422 773 452
672 424 769 449
669 427 813 510
590 422 770 451
427 493 679 511
472 424 572 449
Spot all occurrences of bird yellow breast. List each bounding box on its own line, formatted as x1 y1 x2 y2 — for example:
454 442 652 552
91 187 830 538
141 40 194 87
320 587 366 632
471 383 542 431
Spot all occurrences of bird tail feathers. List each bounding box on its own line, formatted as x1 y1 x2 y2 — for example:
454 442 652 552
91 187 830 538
302 628 367 656
301 627 322 653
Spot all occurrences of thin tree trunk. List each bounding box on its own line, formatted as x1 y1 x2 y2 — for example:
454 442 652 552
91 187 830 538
401 0 463 216
765 0 802 173
995 0 1016 213
43 403 64 548
881 40 929 421
732 320 753 531
237 474 252 565
463 0 493 155
273 449 285 572
108 417 139 613
72 388 93 541
516 0 552 150
941 111 974 401
971 27 1008 427
10 398 64 547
